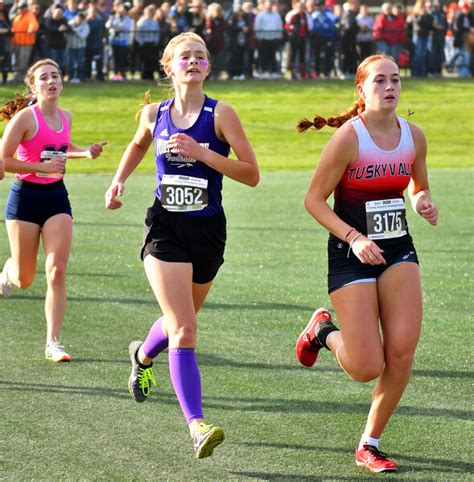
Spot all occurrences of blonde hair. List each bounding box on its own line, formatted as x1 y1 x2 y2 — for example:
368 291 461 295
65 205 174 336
0 58 61 122
136 33 210 119
160 32 210 72
296 54 397 132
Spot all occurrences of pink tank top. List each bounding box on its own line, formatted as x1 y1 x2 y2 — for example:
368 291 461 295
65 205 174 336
16 104 71 184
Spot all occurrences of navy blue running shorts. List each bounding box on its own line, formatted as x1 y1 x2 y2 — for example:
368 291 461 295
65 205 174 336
327 234 419 294
5 179 72 227
141 197 226 284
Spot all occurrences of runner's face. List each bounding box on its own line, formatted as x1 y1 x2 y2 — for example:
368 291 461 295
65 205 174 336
169 41 210 83
358 59 401 112
32 65 63 100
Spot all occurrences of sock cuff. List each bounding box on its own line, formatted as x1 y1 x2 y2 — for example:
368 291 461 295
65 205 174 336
360 434 380 448
317 322 340 350
169 347 195 355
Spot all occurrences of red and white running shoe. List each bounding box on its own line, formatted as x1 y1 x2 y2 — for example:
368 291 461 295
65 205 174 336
295 308 332 367
355 444 398 473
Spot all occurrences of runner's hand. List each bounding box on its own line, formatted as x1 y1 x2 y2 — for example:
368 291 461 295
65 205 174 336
105 182 124 210
88 141 108 159
41 156 66 174
351 235 387 265
417 200 438 226
167 133 206 160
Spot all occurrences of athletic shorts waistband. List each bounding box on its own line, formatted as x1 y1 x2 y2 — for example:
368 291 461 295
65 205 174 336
14 178 65 190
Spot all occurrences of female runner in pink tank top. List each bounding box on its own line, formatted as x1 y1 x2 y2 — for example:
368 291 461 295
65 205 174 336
294 55 438 473
0 59 107 362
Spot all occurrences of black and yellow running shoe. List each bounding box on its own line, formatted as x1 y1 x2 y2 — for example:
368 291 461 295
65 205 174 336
128 340 156 403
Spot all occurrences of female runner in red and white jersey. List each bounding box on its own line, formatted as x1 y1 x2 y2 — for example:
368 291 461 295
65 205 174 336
295 54 438 473
0 59 106 362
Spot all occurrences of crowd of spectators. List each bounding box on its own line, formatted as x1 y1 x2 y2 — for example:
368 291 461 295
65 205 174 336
1 0 473 84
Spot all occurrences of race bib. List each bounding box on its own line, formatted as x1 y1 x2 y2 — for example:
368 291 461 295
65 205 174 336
365 198 407 240
161 174 208 212
37 150 67 178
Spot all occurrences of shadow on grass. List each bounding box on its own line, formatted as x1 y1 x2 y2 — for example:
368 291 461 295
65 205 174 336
77 352 474 381
229 472 369 481
74 221 141 228
8 294 155 305
198 353 474 381
1 380 471 421
231 442 474 477
229 225 318 234
202 301 314 312
6 294 313 312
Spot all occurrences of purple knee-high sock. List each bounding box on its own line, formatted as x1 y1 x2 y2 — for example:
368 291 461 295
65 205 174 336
141 317 169 359
169 348 203 424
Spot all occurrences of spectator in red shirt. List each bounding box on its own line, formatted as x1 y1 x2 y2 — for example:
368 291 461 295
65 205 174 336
373 2 404 63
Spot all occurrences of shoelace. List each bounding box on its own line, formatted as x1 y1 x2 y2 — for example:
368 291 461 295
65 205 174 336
138 366 156 395
48 342 65 352
364 445 390 461
304 333 321 352
196 423 212 435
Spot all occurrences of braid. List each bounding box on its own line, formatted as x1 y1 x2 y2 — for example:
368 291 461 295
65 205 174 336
296 115 327 133
297 99 365 133
0 92 36 123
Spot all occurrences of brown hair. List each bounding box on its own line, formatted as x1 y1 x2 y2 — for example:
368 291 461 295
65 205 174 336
0 58 61 123
296 54 397 133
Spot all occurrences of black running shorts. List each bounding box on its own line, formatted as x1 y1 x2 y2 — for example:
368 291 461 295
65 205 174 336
327 234 419 294
141 197 226 284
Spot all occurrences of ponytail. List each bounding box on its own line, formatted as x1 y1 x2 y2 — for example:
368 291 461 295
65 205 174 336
135 89 153 120
0 92 37 123
296 98 366 133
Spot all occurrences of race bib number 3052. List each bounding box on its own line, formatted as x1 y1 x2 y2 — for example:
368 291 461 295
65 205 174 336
161 174 208 212
365 198 407 240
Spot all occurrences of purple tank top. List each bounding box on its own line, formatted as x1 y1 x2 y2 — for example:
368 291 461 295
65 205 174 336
152 96 231 217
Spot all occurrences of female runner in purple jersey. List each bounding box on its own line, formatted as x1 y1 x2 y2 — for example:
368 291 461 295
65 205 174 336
294 55 438 473
0 59 106 362
105 32 259 458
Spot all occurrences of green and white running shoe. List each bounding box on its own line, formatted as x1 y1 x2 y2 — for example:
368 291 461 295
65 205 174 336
128 340 156 403
1 258 14 298
192 423 225 459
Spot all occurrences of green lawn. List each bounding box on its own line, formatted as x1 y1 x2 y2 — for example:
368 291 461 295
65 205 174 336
1 170 473 480
1 79 473 172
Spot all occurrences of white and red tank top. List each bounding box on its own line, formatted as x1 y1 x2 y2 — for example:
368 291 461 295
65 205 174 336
333 115 416 240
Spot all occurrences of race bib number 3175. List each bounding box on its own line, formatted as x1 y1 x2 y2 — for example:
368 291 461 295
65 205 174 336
365 198 407 240
161 174 208 212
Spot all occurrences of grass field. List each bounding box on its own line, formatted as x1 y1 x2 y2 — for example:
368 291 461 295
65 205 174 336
1 78 473 172
0 170 473 480
0 80 473 480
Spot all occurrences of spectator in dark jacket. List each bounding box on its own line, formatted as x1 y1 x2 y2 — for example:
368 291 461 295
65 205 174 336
451 1 472 77
228 6 247 79
0 0 10 83
136 4 159 79
188 0 206 38
340 1 360 77
242 1 257 78
205 2 227 80
85 2 106 81
44 4 69 73
410 0 433 76
427 0 448 75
